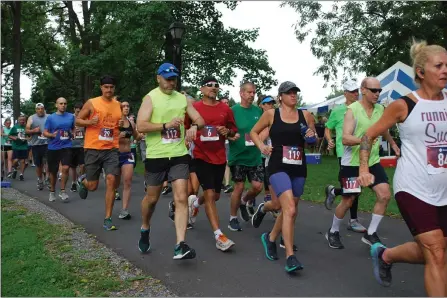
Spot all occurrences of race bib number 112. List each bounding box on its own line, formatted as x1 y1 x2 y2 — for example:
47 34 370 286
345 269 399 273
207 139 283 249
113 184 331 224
161 127 181 144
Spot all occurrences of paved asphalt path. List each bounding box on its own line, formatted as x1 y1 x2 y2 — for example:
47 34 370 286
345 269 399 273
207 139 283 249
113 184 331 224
9 173 425 297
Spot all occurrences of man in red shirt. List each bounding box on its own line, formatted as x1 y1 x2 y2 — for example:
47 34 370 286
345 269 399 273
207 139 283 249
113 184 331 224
184 76 239 251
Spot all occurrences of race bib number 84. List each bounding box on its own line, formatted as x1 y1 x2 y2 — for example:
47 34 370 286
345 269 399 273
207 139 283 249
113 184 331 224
427 146 447 174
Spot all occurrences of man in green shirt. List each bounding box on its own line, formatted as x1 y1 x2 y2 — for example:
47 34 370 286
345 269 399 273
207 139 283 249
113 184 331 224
228 82 264 232
324 80 366 233
325 77 399 250
8 115 29 181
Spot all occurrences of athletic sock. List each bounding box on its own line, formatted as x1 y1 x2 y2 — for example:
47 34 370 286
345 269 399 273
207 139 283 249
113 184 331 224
330 215 343 233
214 229 223 240
368 213 383 235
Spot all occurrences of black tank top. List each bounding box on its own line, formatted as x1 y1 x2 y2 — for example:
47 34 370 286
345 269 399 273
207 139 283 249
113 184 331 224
119 117 134 138
268 108 307 178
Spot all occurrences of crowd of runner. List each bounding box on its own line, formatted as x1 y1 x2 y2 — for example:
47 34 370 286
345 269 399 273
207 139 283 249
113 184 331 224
1 40 446 295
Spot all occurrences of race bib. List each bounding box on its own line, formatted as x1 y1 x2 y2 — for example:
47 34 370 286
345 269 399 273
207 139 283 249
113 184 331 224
127 153 135 163
18 131 26 140
74 127 84 139
342 177 362 194
5 138 11 145
38 132 47 140
60 130 70 140
161 127 181 144
427 146 447 174
282 146 303 165
99 128 114 141
200 125 219 141
245 133 255 146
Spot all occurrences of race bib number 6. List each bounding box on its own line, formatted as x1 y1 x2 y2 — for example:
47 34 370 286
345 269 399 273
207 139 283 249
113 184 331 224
427 146 447 174
161 127 181 144
99 128 114 141
200 125 219 142
282 146 303 165
342 177 362 194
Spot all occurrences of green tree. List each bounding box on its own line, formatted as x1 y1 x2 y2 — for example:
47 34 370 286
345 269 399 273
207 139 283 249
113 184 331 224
283 1 447 83
326 89 344 100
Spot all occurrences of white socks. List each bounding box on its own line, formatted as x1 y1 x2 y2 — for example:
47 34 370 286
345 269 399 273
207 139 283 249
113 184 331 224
368 214 383 235
330 215 343 233
214 229 223 240
230 215 238 221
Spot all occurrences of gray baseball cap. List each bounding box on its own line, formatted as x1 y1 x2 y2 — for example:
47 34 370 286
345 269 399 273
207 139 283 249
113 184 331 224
278 81 301 94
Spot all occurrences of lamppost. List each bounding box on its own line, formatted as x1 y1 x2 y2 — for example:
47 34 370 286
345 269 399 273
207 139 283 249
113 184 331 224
165 22 185 91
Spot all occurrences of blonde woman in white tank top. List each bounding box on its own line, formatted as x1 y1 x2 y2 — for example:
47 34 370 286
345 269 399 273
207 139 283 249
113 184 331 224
358 40 447 296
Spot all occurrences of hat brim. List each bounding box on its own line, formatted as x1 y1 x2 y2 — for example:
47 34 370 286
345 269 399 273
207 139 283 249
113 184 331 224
261 99 275 104
281 86 300 93
344 88 358 92
160 72 179 79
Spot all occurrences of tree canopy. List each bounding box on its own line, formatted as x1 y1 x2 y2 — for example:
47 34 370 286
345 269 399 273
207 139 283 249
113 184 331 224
2 1 277 116
283 1 447 84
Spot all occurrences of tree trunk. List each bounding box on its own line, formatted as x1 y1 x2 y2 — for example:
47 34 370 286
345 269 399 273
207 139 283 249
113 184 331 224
11 2 21 122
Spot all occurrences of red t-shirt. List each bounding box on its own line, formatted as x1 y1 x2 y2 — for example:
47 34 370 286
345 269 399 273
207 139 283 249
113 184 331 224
186 101 237 165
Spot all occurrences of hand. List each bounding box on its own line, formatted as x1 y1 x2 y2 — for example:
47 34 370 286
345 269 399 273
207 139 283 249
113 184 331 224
166 117 183 129
228 133 240 141
90 115 99 126
391 143 401 158
118 119 125 128
305 128 315 138
358 171 375 187
119 131 127 138
327 139 335 150
33 127 41 133
185 126 197 143
216 126 229 136
260 144 272 156
51 130 58 138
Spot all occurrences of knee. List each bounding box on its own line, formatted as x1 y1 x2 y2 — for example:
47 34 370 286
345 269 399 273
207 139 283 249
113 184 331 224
86 181 98 191
421 239 446 265
252 182 263 194
124 178 132 188
233 182 244 193
377 191 391 204
106 175 116 185
61 165 69 173
282 200 297 218
214 193 221 201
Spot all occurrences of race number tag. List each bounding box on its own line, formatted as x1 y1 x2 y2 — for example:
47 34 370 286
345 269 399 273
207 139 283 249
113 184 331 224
18 131 26 140
245 133 255 146
60 130 70 140
127 153 135 163
74 127 84 139
38 131 47 140
99 128 114 141
200 125 219 141
282 146 303 165
342 177 362 194
161 127 181 144
427 146 447 174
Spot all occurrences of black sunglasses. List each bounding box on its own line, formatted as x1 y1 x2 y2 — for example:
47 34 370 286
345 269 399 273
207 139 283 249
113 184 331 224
365 87 382 94
203 82 219 88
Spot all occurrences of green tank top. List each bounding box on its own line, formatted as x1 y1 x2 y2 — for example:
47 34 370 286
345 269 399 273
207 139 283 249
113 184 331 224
341 101 384 167
145 88 188 159
2 127 11 146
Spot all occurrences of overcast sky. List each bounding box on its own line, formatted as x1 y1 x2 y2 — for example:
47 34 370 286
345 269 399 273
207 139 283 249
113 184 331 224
18 1 364 106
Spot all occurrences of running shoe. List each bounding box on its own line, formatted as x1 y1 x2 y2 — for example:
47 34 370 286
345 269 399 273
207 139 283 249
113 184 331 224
162 185 172 195
188 195 199 224
252 203 266 228
103 217 117 231
216 234 235 251
173 241 196 260
324 185 336 210
37 180 44 191
326 229 344 249
261 232 278 261
119 209 131 220
138 229 150 253
58 172 62 181
362 232 383 246
285 255 303 273
70 182 77 192
223 184 233 193
59 190 69 201
77 176 88 200
115 190 121 200
370 243 392 287
168 200 175 222
228 218 242 231
239 204 250 222
19 174 24 181
348 219 367 233
11 169 17 179
280 237 298 251
49 192 56 202
246 201 255 217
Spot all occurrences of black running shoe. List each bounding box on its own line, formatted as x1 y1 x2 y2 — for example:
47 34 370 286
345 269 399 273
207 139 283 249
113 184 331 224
168 200 175 222
19 174 24 181
280 237 298 251
261 232 278 261
239 204 250 222
285 255 303 273
138 229 150 253
362 232 383 246
326 229 344 249
173 241 196 260
371 243 392 287
251 203 266 228
70 182 77 192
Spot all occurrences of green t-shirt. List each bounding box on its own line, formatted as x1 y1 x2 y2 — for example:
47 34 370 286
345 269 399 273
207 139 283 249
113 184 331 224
9 124 28 150
325 104 347 158
2 126 12 146
228 104 262 167
341 101 384 167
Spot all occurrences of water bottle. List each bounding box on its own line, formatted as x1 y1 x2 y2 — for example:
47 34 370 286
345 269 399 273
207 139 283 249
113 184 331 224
300 123 316 144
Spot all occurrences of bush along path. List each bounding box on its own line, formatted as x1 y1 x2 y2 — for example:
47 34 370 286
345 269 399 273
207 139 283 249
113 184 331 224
1 188 175 297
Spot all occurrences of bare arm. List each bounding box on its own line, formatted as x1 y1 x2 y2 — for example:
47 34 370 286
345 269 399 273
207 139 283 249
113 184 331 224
250 109 273 151
324 127 333 142
76 100 94 127
342 109 361 146
25 117 36 135
259 127 270 143
136 95 163 133
303 110 316 134
43 129 56 139
186 99 205 129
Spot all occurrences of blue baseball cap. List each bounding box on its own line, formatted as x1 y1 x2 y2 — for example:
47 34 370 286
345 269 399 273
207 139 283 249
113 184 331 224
261 96 275 104
157 63 179 79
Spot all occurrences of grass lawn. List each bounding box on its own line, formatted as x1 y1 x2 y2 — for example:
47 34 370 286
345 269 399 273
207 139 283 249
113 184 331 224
1 199 131 297
135 154 400 217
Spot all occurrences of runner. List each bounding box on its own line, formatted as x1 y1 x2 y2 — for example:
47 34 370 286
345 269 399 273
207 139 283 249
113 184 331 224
43 97 75 202
186 76 238 251
227 82 264 232
75 75 123 231
358 41 447 295
1 118 13 178
8 115 28 181
323 80 366 233
250 81 316 272
70 102 85 192
116 101 141 220
325 77 399 249
25 103 49 190
136 62 204 259
220 97 234 194
129 114 138 167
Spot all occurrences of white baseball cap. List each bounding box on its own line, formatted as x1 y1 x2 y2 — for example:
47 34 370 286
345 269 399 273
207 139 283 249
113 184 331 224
35 103 45 108
342 80 358 92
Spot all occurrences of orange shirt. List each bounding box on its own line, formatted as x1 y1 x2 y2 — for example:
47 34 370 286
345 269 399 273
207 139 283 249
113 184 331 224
84 97 122 150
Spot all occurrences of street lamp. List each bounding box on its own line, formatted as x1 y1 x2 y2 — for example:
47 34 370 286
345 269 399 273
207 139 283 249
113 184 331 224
165 22 185 91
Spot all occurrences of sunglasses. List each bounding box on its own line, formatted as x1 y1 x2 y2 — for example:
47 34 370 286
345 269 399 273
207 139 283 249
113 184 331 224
203 82 219 88
160 68 179 74
365 87 382 94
